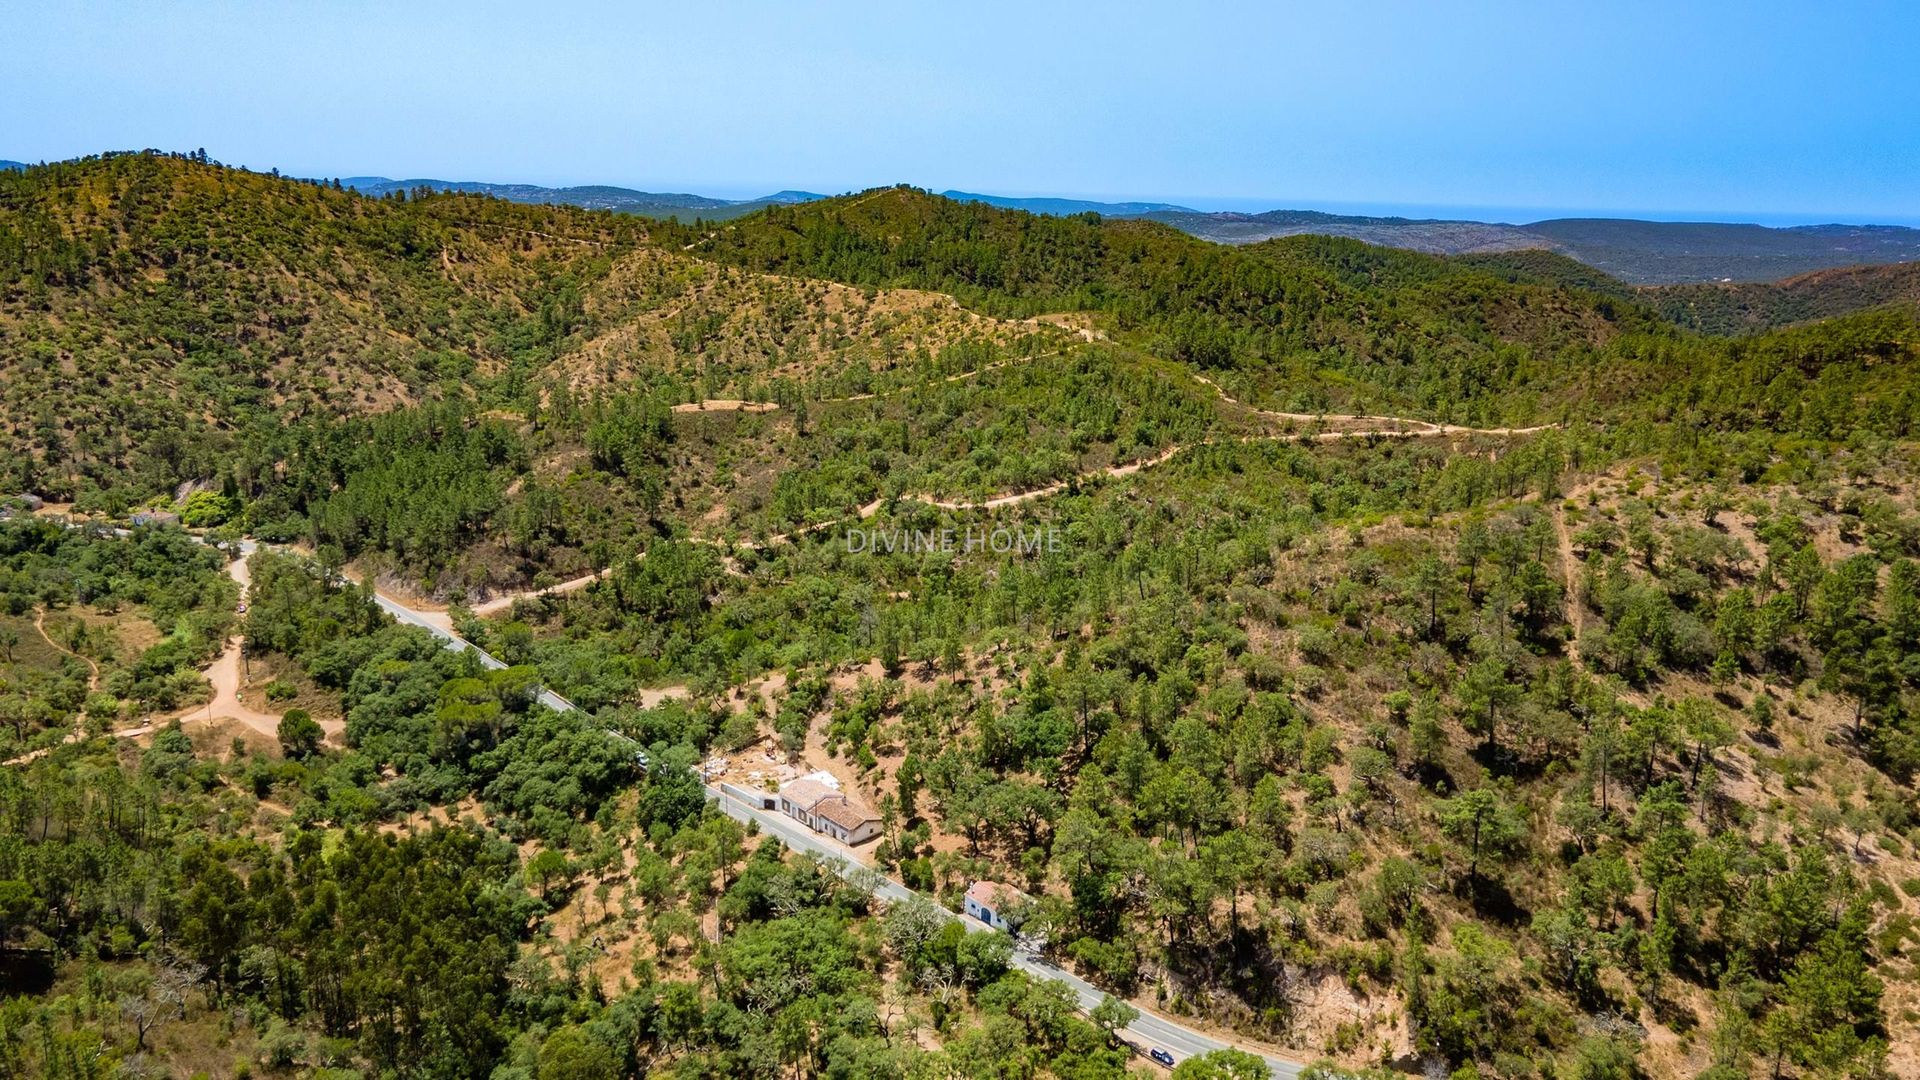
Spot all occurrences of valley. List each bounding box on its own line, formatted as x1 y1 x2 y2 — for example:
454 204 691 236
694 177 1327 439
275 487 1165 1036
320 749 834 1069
1 152 1917 1080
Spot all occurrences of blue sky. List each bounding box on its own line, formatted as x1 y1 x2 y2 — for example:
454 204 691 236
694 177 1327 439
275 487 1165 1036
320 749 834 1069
5 0 1917 224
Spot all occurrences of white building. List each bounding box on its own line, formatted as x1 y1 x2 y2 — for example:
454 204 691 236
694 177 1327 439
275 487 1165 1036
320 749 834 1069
965 880 1032 932
777 776 881 846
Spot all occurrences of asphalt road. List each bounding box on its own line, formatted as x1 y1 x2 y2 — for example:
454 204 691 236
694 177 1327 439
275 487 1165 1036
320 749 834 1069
229 536 1308 1078
704 788 1305 1076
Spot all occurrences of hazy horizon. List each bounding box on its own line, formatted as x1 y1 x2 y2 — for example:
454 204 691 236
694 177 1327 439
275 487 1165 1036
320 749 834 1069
8 149 1915 230
5 1 1915 228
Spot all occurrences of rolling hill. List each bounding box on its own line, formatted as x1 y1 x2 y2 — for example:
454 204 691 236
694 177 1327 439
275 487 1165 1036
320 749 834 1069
0 155 1026 501
339 174 828 220
5 151 1920 1080
1520 218 1920 285
130 158 1914 284
907 191 1920 286
1143 211 1920 285
1650 261 1920 335
1142 207 1547 254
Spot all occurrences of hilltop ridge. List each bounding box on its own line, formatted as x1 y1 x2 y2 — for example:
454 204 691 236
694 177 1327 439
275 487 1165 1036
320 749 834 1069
12 152 1918 282
339 174 829 220
3 150 1919 1080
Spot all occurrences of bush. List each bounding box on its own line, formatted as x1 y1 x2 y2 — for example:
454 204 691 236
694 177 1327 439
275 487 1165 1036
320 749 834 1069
278 709 323 759
180 490 237 527
257 1019 307 1069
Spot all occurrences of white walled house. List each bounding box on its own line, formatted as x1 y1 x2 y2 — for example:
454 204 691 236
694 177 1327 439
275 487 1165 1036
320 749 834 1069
965 880 1032 932
777 777 881 846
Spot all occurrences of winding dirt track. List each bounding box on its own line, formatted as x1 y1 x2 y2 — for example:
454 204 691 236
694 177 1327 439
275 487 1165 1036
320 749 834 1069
669 400 779 414
874 422 1554 514
33 609 100 694
161 554 319 744
9 352 1561 768
1553 503 1592 674
5 550 336 765
674 367 1559 548
689 419 1553 555
668 350 1068 416
825 354 1042 402
1186 370 1560 435
37 361 1558 648
675 355 1557 533
469 568 612 616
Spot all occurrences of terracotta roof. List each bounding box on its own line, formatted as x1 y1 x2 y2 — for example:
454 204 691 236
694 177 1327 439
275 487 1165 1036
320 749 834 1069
779 777 838 810
814 793 878 831
966 880 1028 910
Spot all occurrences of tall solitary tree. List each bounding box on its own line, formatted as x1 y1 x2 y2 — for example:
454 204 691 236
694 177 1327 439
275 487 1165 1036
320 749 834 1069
1440 788 1524 891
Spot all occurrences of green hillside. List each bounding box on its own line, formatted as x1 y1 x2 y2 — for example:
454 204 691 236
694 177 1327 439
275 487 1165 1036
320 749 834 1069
1651 262 1920 335
0 155 1028 503
3 157 1920 1080
670 188 1660 420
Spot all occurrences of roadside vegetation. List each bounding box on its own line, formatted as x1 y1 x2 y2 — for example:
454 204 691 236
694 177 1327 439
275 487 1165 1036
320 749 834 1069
1 154 1917 1078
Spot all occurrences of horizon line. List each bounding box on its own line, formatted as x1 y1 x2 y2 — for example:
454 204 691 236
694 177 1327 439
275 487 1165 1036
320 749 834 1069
7 148 1919 229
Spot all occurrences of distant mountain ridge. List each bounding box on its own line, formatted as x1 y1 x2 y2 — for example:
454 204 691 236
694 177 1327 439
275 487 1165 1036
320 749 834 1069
10 156 1915 283
940 190 1193 216
336 175 829 221
1518 218 1920 285
1139 207 1549 256
915 190 1920 285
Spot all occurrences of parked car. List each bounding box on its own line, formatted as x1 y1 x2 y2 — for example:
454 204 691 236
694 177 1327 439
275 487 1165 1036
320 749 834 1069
1148 1047 1176 1067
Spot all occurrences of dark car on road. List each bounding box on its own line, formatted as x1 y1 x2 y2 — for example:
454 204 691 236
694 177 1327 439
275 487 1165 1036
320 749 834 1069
1148 1047 1176 1067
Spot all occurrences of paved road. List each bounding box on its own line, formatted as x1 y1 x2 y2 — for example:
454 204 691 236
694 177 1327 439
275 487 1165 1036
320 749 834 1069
367 588 581 713
357 559 1305 1077
705 790 1301 1075
69 530 1305 1077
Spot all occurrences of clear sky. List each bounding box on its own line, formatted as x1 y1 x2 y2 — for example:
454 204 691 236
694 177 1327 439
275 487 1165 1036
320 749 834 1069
5 0 1917 224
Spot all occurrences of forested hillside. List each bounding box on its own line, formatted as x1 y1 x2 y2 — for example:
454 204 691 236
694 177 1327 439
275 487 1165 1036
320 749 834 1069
1651 263 1920 336
0 155 1025 503
2 156 1919 1080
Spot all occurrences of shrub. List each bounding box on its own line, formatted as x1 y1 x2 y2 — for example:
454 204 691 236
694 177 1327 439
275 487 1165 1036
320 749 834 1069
278 709 323 759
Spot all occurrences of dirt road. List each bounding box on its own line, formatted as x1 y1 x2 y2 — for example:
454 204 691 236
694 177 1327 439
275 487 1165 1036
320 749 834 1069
33 609 100 694
175 554 312 742
5 553 294 764
470 568 613 616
